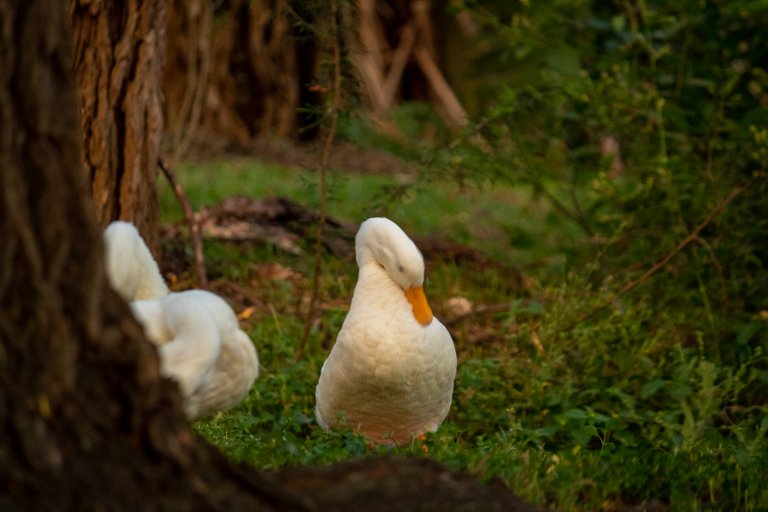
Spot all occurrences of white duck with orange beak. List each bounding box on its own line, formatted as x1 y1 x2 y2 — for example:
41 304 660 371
315 217 457 445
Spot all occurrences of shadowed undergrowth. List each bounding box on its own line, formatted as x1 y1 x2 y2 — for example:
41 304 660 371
159 157 767 511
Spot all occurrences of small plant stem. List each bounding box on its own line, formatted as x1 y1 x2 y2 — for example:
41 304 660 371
617 177 754 296
534 183 594 238
297 2 342 359
656 98 667 162
158 157 207 287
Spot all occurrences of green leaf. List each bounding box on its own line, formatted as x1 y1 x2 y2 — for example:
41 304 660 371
610 15 626 31
572 424 600 445
565 408 588 420
519 300 545 315
641 379 667 400
544 46 581 77
736 322 762 345
535 424 559 438
593 412 611 424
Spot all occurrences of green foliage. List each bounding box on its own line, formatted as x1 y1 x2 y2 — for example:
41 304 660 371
163 157 767 510
164 1 768 510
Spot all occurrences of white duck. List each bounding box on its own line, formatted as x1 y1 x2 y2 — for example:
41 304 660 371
315 217 457 445
103 221 169 301
131 290 260 420
103 221 259 419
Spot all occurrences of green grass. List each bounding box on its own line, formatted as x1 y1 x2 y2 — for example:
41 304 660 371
160 157 768 511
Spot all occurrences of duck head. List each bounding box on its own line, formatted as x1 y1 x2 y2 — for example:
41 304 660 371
355 217 433 326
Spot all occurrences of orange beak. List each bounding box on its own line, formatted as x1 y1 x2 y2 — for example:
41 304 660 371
404 286 433 326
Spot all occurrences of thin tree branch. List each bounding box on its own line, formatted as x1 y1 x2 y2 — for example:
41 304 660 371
297 3 342 359
534 183 594 237
567 182 594 238
564 174 761 330
158 157 207 287
618 178 754 296
692 234 729 308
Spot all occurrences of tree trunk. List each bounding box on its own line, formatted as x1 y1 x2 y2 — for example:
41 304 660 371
70 0 165 253
0 2 304 510
163 0 321 154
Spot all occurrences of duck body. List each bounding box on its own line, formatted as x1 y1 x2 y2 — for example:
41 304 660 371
131 290 259 419
315 218 457 445
103 221 169 301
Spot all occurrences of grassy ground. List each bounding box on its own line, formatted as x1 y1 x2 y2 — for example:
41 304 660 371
158 157 767 511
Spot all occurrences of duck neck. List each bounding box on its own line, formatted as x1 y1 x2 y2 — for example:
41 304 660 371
134 245 169 300
352 262 404 311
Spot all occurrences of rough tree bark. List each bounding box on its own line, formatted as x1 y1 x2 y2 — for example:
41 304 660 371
0 2 539 510
70 0 165 252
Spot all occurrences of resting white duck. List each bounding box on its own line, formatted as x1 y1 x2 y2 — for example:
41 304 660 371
315 217 457 445
103 221 169 301
103 221 258 419
131 290 259 420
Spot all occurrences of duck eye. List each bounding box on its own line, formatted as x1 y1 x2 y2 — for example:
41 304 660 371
397 264 405 274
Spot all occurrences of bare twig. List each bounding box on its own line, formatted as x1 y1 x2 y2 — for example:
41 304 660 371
567 182 594 238
563 174 761 331
158 157 207 287
618 179 754 296
534 183 595 238
297 4 342 359
692 234 729 308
